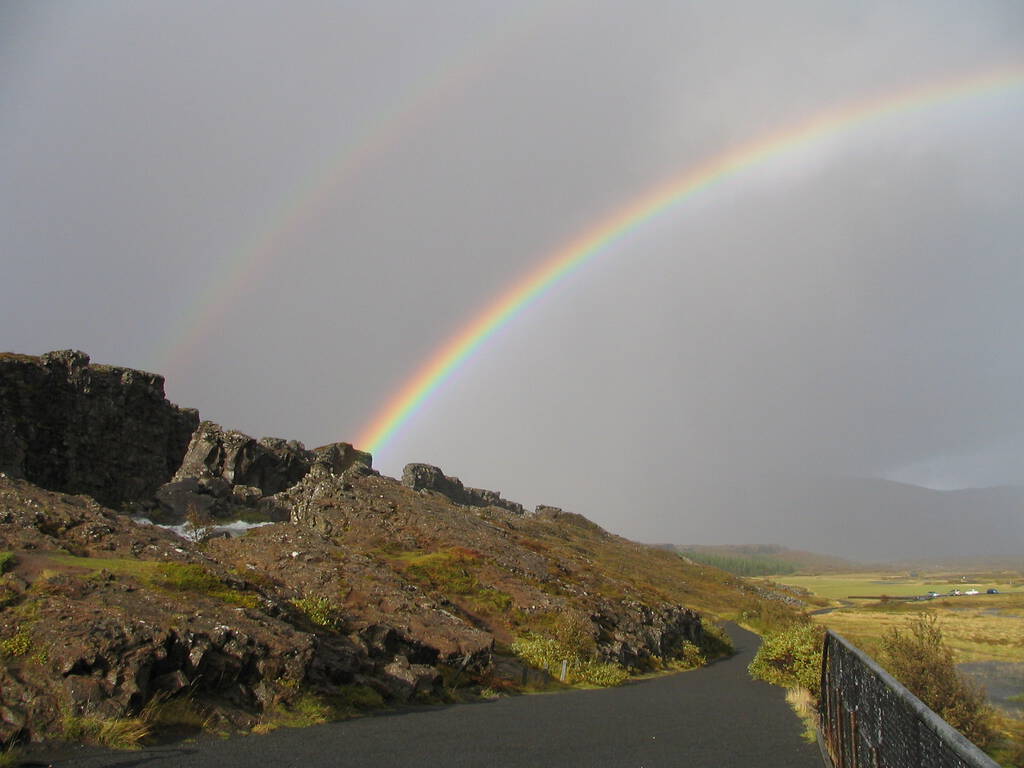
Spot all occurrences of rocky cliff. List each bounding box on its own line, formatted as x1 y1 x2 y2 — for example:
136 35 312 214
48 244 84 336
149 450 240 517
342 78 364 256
0 350 198 508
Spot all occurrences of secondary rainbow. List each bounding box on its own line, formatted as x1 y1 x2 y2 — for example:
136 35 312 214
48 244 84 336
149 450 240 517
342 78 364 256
154 4 559 375
357 63 1024 457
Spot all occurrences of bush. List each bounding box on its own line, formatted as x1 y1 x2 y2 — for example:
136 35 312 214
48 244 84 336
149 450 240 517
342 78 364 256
0 552 14 574
748 621 824 695
699 621 734 660
880 613 996 749
676 641 706 669
510 633 628 687
292 594 344 630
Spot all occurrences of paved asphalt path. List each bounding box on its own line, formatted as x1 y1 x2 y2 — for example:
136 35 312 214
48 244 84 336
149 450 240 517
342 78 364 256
31 623 821 768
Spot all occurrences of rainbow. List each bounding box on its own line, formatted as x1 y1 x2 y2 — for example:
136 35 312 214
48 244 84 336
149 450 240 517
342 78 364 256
154 3 564 375
357 63 1024 456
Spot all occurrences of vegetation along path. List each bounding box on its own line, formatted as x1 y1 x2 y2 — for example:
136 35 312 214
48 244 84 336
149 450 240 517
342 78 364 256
39 624 821 768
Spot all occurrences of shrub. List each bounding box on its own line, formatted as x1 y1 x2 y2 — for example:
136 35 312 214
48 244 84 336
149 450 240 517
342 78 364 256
748 622 824 695
182 502 215 543
0 552 14 574
292 594 344 630
575 660 629 687
880 613 996 749
699 621 734 660
677 641 706 669
510 632 628 687
0 628 31 657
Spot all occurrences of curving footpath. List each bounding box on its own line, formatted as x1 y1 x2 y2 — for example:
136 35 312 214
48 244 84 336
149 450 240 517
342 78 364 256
34 623 821 768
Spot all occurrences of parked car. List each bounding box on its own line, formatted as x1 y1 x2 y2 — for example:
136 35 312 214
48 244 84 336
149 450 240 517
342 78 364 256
950 589 962 596
964 589 980 595
987 588 999 594
927 591 941 598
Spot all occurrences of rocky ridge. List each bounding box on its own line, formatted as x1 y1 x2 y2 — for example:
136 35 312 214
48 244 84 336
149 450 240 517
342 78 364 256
0 351 769 747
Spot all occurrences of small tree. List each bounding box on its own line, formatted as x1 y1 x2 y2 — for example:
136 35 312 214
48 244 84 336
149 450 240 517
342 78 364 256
183 501 216 544
881 613 995 749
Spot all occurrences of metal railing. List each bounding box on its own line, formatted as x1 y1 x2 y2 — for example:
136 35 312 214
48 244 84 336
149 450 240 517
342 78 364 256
818 631 999 768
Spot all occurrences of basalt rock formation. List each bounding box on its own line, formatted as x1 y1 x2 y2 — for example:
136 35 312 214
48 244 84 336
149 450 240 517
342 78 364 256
0 350 198 508
402 462 525 515
155 420 372 522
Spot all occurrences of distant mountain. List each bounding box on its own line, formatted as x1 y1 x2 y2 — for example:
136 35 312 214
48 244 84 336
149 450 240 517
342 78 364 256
672 474 1024 562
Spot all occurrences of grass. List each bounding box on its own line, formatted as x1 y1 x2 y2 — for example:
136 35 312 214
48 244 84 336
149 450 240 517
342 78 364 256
388 547 515 616
768 572 1024 665
253 686 383 734
785 687 818 743
62 713 151 749
770 572 1024 601
768 569 1024 761
0 552 14 575
0 745 20 768
43 553 259 609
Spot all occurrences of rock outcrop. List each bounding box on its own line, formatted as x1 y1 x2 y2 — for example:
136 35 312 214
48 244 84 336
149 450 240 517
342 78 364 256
401 463 524 515
155 421 372 521
0 351 198 507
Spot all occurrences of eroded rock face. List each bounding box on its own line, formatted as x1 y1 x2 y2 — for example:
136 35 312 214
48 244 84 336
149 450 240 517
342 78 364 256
0 350 199 507
158 422 373 521
401 463 524 515
594 603 703 668
173 421 311 495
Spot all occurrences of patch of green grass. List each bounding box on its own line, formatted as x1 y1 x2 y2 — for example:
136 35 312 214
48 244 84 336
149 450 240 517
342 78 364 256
394 548 514 616
253 686 383 734
45 554 259 609
0 552 14 575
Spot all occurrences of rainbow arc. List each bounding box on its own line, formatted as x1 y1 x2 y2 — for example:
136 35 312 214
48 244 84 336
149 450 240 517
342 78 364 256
356 64 1024 457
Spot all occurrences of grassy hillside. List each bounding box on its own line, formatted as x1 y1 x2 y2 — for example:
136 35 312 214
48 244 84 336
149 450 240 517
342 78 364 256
675 544 858 576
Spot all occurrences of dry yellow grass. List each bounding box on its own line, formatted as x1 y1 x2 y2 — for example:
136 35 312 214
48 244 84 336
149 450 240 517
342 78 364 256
773 572 1024 665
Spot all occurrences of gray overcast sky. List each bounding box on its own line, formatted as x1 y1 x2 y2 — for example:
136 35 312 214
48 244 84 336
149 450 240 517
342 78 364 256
3 1 1024 551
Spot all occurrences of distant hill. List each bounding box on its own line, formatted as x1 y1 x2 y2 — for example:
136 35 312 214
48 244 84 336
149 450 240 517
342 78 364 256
673 474 1024 562
672 544 858 575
